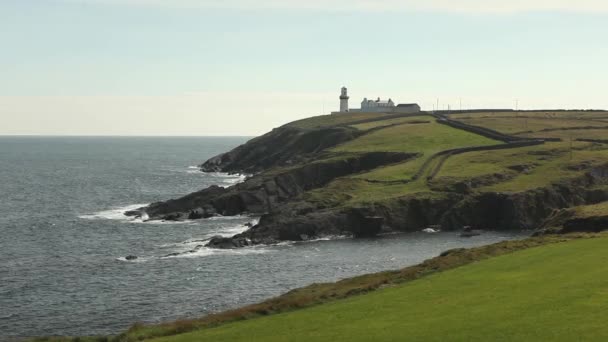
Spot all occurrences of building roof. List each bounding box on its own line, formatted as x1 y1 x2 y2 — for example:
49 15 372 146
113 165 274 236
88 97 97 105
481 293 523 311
363 98 394 104
397 103 420 107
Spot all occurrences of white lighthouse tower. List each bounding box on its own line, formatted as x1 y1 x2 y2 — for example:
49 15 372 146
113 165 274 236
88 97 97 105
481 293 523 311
339 86 349 113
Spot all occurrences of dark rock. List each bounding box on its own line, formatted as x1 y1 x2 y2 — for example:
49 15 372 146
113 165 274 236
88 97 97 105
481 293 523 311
205 236 253 249
561 216 608 234
188 205 218 219
348 211 384 238
163 252 181 258
124 210 142 217
200 125 364 174
141 152 416 221
440 248 466 257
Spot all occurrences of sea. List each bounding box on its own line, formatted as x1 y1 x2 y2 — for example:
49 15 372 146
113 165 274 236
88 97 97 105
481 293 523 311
0 136 528 339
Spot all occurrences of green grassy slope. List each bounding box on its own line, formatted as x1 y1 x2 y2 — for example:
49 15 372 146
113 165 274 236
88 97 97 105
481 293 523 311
152 235 608 342
435 141 608 192
302 118 503 206
575 201 608 217
301 111 608 207
449 111 608 140
286 112 400 129
333 118 498 154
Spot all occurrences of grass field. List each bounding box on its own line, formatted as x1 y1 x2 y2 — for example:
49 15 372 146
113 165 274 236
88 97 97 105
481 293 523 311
518 128 608 140
335 119 499 183
333 119 498 154
349 116 431 130
301 120 500 206
286 112 399 129
150 235 608 342
575 201 608 217
449 110 608 121
457 116 607 135
434 141 608 192
301 112 608 206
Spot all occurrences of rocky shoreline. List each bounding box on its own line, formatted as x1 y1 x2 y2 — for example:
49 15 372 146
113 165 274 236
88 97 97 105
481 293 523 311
125 115 608 249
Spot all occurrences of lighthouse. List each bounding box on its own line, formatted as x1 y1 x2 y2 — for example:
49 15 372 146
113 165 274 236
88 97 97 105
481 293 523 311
339 86 349 113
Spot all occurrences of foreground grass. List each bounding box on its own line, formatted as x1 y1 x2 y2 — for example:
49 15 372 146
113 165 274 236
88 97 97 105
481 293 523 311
152 234 608 342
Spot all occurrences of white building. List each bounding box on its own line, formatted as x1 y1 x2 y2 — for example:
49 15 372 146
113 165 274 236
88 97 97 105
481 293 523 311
333 87 420 114
361 97 395 112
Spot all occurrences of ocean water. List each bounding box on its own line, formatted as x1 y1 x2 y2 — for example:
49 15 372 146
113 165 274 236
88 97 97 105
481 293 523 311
0 136 528 338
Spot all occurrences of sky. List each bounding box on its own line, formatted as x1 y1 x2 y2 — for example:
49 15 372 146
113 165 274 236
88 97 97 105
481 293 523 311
1 0 607 136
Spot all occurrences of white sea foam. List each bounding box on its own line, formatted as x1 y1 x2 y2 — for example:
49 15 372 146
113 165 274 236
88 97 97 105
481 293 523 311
161 245 272 259
422 228 440 233
79 204 148 221
79 204 206 225
290 235 350 245
204 172 248 185
157 219 259 248
185 166 202 174
207 214 250 221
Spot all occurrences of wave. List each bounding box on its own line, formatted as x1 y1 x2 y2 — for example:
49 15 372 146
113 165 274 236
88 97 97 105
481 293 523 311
177 167 248 187
158 219 259 248
160 245 272 259
79 204 198 225
0 313 15 320
78 203 148 221
203 171 248 185
285 235 350 246
161 234 348 259
185 166 202 174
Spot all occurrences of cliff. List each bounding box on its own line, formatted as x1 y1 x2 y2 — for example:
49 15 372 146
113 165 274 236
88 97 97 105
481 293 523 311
127 110 608 247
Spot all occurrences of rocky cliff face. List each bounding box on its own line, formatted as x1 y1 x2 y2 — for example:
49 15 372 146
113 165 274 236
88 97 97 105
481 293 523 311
127 151 417 222
201 125 363 174
206 164 608 248
127 119 608 248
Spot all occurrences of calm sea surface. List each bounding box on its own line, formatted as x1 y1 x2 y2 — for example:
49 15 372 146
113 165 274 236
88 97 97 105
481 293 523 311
0 136 528 338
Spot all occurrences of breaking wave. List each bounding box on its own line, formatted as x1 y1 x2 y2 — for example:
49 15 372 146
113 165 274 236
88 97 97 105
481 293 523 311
160 245 273 259
78 204 148 222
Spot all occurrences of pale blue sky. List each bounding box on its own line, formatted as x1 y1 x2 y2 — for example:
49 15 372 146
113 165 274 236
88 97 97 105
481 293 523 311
1 0 607 135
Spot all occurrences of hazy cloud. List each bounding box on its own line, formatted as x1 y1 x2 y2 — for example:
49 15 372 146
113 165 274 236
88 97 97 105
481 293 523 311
62 0 608 13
